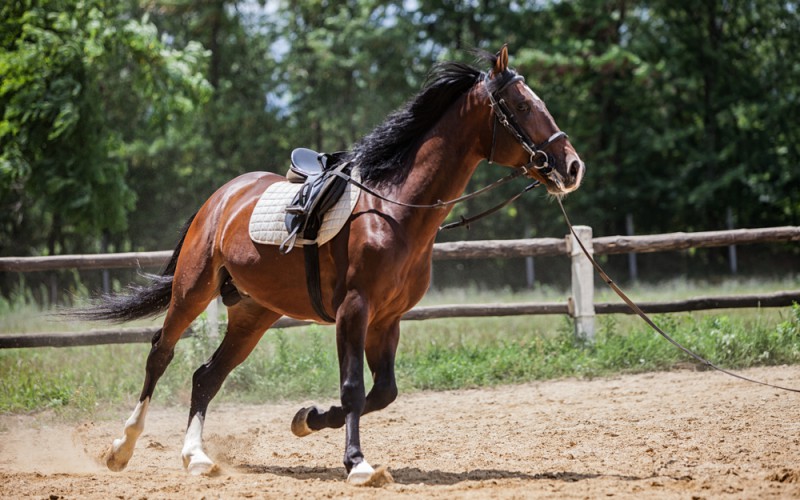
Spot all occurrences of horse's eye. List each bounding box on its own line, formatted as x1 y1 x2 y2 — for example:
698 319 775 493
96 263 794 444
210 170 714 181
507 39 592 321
516 103 530 112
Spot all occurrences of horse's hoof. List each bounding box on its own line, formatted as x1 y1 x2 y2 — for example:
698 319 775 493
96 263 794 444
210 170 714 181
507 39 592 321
347 461 375 485
188 459 219 476
291 406 317 437
105 440 130 472
182 452 219 476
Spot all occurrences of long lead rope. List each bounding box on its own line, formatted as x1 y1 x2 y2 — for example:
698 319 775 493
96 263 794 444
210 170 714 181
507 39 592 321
340 159 799 392
557 197 800 393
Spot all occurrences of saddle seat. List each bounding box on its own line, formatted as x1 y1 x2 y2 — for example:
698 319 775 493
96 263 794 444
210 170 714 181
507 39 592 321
288 148 345 183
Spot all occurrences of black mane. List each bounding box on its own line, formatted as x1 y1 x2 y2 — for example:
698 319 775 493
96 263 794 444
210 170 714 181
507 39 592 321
351 51 519 186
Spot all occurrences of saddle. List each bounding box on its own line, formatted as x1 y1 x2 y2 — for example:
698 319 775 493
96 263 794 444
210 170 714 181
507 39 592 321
282 148 352 323
287 148 343 183
282 148 350 252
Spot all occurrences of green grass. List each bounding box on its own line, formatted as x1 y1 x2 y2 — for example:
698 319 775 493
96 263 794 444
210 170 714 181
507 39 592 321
396 305 800 389
1 277 799 417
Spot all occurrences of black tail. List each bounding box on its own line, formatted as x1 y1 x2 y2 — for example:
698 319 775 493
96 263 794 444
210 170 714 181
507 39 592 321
75 213 197 323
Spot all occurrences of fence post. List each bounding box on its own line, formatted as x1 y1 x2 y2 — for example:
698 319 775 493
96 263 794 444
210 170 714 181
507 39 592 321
525 224 535 288
569 225 595 342
727 207 738 275
625 213 638 282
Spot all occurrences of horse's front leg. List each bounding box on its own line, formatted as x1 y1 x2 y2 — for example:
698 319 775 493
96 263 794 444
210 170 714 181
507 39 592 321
291 318 399 434
335 290 373 483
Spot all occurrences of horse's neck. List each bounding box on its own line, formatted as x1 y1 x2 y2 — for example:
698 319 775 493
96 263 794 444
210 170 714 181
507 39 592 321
389 92 489 237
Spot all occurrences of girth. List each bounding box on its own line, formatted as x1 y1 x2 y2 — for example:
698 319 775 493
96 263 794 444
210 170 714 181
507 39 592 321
281 149 352 323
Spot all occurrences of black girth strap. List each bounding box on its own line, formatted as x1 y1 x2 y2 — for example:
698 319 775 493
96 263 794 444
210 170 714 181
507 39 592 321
303 243 335 323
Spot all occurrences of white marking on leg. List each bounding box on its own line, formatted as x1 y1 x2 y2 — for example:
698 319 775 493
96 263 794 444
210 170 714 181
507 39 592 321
181 414 217 475
106 397 150 471
347 460 375 485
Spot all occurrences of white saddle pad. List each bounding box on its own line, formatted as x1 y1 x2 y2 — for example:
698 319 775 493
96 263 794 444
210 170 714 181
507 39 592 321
249 174 360 247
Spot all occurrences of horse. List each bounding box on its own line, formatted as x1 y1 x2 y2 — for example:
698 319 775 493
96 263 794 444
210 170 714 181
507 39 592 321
87 45 585 484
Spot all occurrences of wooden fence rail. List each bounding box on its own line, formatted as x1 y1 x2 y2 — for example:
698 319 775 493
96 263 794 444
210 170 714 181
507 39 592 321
2 226 798 271
2 290 798 349
1 225 797 348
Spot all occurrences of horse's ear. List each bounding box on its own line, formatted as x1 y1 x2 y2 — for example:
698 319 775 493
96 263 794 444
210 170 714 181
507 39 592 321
492 44 509 76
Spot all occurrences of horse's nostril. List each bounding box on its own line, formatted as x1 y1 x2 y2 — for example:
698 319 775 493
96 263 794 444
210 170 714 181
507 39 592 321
568 160 581 179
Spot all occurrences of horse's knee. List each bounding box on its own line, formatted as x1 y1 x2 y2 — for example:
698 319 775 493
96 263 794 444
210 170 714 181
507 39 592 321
340 379 366 412
382 383 398 406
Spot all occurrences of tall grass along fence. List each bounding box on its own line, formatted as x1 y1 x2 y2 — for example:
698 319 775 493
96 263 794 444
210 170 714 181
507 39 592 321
1 226 798 348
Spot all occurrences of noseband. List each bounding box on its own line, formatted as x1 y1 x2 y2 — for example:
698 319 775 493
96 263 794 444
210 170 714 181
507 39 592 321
485 73 568 177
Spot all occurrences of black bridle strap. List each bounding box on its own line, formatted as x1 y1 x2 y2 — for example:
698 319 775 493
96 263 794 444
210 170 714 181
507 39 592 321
440 181 540 230
484 73 568 173
331 164 530 210
557 197 800 394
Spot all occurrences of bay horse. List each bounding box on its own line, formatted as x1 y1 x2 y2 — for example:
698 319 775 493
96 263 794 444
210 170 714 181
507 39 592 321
90 46 584 483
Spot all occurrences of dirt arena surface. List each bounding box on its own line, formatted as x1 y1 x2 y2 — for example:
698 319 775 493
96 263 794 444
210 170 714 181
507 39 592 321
2 365 800 499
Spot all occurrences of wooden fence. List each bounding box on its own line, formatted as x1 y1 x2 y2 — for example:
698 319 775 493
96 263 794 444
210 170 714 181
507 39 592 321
1 225 798 348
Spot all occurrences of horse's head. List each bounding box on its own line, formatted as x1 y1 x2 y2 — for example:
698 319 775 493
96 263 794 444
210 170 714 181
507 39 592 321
482 46 585 196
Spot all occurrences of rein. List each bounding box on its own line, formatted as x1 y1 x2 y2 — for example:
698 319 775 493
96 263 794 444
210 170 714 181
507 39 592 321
332 166 541 231
557 197 800 394
332 163 533 211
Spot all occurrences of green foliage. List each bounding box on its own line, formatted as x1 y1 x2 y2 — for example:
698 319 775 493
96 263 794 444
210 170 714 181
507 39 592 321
3 0 799 298
0 0 210 258
275 0 425 152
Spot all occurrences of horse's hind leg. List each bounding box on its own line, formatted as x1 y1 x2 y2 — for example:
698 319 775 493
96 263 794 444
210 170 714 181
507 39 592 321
181 300 279 475
106 278 216 471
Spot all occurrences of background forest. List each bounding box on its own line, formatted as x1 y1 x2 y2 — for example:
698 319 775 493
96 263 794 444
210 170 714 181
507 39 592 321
2 0 798 301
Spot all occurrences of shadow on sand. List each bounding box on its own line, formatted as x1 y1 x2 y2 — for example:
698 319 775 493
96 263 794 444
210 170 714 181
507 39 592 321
238 464 646 486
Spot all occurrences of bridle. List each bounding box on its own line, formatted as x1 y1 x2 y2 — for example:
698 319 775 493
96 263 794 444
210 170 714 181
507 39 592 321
484 72 568 178
332 71 571 229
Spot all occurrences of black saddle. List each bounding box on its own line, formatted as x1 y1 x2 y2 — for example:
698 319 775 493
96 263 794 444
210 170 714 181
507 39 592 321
282 148 351 251
287 148 345 183
281 148 352 323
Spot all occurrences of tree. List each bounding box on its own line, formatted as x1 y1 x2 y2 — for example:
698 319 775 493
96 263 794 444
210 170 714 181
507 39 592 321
275 0 426 153
0 0 210 258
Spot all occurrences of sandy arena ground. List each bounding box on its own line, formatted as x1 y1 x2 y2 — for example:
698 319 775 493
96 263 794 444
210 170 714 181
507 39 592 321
2 365 800 499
